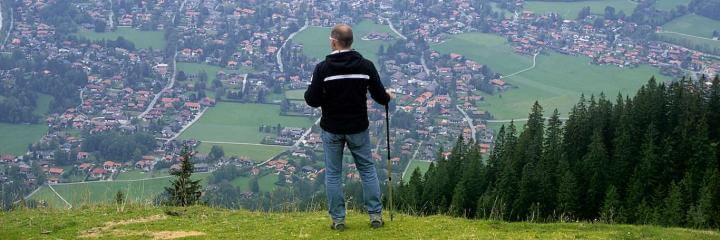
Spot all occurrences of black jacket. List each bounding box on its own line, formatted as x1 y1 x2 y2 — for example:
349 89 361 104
304 50 391 134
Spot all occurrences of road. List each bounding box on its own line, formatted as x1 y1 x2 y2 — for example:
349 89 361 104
502 52 538 78
420 51 431 75
49 185 72 209
277 19 308 73
292 117 321 148
1 2 13 48
107 0 114 29
455 105 477 142
401 141 424 179
138 0 186 119
382 17 407 40
157 107 208 142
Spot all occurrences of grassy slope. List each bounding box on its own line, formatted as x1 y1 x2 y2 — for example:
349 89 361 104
76 27 165 49
29 173 210 208
179 102 313 143
433 33 666 119
1 205 718 239
293 20 399 64
524 0 636 19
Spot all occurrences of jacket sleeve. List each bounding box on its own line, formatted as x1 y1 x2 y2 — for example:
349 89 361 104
367 62 391 106
304 64 324 108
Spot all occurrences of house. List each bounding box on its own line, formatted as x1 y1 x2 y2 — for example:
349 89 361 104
135 160 154 172
0 154 15 163
194 163 209 172
103 161 121 171
184 102 201 111
78 163 93 172
48 167 64 176
91 168 107 179
77 152 90 160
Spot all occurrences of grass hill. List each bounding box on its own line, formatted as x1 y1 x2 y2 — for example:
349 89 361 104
1 205 718 239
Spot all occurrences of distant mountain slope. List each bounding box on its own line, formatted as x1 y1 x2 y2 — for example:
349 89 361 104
1 205 718 239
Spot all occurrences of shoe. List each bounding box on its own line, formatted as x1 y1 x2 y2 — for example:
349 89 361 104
330 220 346 231
370 213 384 229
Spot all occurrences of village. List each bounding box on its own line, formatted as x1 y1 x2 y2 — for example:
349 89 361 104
1 0 719 207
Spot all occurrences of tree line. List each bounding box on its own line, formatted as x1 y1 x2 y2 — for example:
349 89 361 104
394 75 720 229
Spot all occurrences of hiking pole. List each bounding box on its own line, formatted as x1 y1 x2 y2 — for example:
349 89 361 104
385 103 394 221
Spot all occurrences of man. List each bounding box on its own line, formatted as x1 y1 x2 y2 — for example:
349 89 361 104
304 24 394 230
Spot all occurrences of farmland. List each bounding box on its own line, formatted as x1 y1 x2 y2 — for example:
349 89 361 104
231 173 278 192
76 27 166 49
293 20 400 64
433 33 667 120
523 0 636 19
29 173 211 208
662 14 720 39
285 89 306 100
180 102 313 143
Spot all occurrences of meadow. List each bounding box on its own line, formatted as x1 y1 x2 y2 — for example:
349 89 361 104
76 27 165 49
433 33 667 120
524 0 636 19
230 173 278 192
284 89 306 100
196 142 287 163
0 94 52 155
662 14 720 38
180 102 313 143
403 160 432 180
3 205 718 239
29 173 210 209
653 0 691 11
292 20 400 64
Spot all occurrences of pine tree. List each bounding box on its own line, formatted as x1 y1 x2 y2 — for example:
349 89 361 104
450 181 467 217
538 109 562 216
250 177 260 193
164 147 202 206
579 130 609 219
600 185 621 223
662 181 686 226
556 158 578 221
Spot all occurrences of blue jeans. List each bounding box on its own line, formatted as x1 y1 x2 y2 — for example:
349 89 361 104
322 129 382 222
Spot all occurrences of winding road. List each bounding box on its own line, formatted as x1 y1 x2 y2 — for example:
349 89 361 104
502 52 538 78
0 1 13 48
277 19 309 73
382 17 407 40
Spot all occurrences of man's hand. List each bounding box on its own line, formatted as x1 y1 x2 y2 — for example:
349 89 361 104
386 89 396 100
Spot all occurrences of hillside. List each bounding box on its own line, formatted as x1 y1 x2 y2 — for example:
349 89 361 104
1 205 718 239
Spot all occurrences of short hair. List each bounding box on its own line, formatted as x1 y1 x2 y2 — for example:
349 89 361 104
331 24 353 48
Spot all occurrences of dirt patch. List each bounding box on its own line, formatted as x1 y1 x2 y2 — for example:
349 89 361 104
151 231 206 239
79 214 168 238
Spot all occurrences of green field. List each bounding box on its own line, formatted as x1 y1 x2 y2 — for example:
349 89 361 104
433 33 667 119
480 52 666 119
653 0 691 11
29 173 210 208
663 14 720 38
177 62 224 84
231 173 278 192
4 205 719 239
197 142 287 163
293 20 400 64
403 160 432 180
0 93 52 155
180 102 313 143
284 89 305 100
432 33 532 74
524 0 637 19
115 170 170 181
76 27 165 49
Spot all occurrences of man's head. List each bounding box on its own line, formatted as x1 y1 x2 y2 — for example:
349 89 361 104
330 24 353 51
